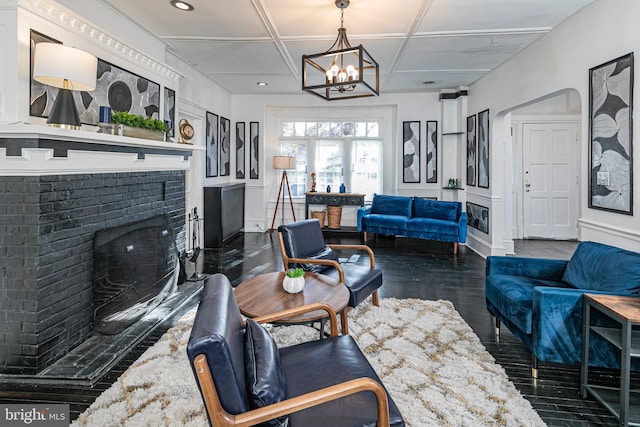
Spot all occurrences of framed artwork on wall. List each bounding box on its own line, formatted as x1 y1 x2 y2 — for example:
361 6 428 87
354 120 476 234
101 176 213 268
250 121 260 179
477 109 490 189
466 202 489 234
206 112 219 177
402 121 421 183
82 58 160 125
426 120 438 183
589 52 633 215
220 116 231 176
466 115 477 187
29 31 162 126
29 30 62 118
236 122 246 179
164 88 175 138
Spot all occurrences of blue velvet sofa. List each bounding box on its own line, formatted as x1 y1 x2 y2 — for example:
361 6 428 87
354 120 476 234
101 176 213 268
357 194 467 253
486 241 640 377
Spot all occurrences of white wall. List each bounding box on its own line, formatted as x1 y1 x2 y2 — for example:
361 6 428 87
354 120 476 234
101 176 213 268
231 91 444 232
468 0 640 255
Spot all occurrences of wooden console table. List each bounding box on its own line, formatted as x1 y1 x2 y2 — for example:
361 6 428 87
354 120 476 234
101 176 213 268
305 192 366 231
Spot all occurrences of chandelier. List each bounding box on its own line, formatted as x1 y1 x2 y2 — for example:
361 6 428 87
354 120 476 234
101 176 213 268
302 0 379 101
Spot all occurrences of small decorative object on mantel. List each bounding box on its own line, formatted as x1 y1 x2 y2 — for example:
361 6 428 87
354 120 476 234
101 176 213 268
282 268 305 293
445 178 461 189
339 183 346 193
111 110 169 141
178 118 194 144
310 172 317 192
326 185 331 193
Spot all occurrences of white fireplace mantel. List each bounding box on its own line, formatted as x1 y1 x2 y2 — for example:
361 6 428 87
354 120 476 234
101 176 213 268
0 124 203 176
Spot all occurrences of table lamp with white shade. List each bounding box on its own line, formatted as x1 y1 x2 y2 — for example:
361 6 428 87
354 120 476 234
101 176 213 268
269 155 297 235
33 43 98 129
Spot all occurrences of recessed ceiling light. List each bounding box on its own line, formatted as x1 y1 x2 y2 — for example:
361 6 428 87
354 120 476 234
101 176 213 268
257 82 268 86
170 0 194 11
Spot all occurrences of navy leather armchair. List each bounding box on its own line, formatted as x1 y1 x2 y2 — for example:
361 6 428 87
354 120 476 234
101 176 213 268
187 274 405 427
277 219 383 334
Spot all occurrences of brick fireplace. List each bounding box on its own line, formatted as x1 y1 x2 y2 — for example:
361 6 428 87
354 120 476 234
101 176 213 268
0 127 196 375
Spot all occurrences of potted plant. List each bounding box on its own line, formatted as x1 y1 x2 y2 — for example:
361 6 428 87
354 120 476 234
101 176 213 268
111 111 169 141
282 268 305 293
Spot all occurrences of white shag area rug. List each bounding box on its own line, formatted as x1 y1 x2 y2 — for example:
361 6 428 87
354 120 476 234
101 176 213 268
72 298 546 427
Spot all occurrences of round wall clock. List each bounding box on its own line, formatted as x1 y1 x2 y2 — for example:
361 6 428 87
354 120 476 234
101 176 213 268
179 118 194 144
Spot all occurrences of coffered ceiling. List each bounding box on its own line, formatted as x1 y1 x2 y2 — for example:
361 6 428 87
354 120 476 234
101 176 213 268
96 0 595 95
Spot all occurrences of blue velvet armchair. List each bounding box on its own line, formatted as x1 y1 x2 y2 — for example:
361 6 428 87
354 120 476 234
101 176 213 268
485 241 640 377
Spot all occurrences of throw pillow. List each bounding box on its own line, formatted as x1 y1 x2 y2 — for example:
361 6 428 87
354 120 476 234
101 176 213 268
412 198 459 221
562 241 640 293
370 194 412 217
244 319 289 427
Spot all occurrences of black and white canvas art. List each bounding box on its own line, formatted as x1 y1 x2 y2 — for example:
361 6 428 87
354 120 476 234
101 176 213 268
164 88 175 138
403 121 421 183
589 52 633 215
80 59 160 125
206 112 219 177
426 121 437 183
250 122 260 179
467 202 489 234
478 109 490 188
220 116 231 176
236 122 246 179
466 115 477 187
30 31 161 125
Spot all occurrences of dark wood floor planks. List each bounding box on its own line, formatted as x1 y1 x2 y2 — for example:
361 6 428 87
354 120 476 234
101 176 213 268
0 233 630 425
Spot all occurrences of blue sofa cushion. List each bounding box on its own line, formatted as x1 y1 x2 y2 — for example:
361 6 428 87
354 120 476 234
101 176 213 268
412 198 459 222
370 194 412 217
362 213 409 231
244 319 288 427
562 241 640 293
405 218 459 240
486 275 570 334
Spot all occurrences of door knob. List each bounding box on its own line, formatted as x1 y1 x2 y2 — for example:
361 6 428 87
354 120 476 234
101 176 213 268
525 181 531 192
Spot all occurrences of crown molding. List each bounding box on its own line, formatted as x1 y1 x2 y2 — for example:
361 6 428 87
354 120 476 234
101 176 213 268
18 0 182 82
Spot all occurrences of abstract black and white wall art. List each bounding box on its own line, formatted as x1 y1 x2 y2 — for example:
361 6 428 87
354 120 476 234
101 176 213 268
164 88 175 138
250 122 260 179
403 121 421 183
467 202 489 234
477 109 490 189
466 115 477 187
29 31 161 126
589 52 634 215
236 122 246 179
426 121 438 183
206 112 219 177
29 30 62 118
80 59 160 125
220 116 231 176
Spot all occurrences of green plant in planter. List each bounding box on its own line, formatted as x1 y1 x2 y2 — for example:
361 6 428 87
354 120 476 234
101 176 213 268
111 110 169 133
286 268 305 278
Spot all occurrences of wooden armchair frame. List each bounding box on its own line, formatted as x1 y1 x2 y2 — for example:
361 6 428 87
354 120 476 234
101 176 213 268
192 303 391 427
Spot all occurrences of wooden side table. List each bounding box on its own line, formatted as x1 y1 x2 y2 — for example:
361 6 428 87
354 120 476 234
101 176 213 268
581 293 640 426
234 271 350 334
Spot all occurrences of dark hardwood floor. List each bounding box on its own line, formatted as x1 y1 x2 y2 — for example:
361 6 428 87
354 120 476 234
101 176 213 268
0 232 629 425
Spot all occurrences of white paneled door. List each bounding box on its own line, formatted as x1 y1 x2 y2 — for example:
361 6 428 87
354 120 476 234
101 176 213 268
522 122 579 239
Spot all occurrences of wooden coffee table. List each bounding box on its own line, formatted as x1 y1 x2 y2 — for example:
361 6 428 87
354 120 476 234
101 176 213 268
234 271 350 334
